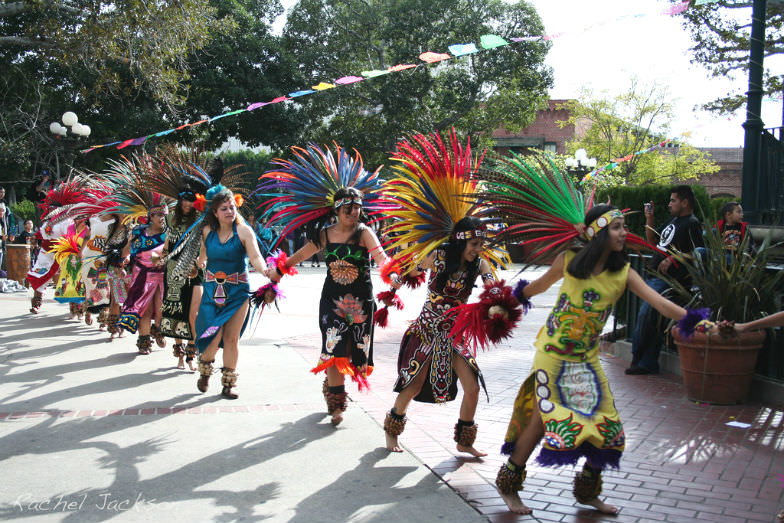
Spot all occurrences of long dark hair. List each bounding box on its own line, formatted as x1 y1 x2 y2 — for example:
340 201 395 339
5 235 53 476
434 216 482 291
566 204 627 279
308 186 368 248
172 198 198 229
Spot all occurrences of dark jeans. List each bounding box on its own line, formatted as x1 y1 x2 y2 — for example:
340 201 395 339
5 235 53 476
631 276 671 373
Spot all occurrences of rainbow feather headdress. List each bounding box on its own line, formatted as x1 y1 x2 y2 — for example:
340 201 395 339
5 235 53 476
476 152 653 264
379 129 510 273
255 142 383 243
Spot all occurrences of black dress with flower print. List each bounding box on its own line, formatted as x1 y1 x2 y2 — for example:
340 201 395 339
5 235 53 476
315 235 375 373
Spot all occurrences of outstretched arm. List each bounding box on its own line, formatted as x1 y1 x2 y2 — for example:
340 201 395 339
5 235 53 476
735 311 784 333
518 252 566 299
626 268 685 321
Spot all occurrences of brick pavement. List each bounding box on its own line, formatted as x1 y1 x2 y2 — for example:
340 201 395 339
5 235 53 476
288 289 784 523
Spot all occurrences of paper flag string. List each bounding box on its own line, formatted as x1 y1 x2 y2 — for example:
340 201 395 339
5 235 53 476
81 2 698 154
480 34 509 49
419 51 451 63
388 63 417 72
335 75 364 85
288 90 315 97
361 69 390 78
448 43 479 56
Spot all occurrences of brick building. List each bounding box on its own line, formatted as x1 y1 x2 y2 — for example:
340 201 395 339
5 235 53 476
690 147 743 198
490 99 744 198
491 99 587 156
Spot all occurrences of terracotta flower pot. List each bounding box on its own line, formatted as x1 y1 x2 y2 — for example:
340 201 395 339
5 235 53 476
672 326 767 405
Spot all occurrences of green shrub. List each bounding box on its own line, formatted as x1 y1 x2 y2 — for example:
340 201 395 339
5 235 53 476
10 199 36 223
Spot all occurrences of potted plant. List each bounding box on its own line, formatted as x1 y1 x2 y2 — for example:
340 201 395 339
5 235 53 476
660 227 784 404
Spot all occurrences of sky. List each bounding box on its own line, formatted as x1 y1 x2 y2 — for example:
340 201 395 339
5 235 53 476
527 0 782 148
273 0 783 148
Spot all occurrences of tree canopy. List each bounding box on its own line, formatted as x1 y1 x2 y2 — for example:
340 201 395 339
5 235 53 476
557 79 719 187
675 0 784 113
281 0 553 166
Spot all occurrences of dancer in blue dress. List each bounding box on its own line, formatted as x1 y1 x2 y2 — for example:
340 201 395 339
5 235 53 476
195 185 270 399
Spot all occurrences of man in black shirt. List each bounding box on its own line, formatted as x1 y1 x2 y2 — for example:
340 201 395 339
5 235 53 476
627 185 704 375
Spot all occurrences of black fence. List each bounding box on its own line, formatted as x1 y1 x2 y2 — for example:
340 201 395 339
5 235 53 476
759 128 784 225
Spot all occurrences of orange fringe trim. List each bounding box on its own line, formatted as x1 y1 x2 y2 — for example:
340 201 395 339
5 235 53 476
310 357 374 390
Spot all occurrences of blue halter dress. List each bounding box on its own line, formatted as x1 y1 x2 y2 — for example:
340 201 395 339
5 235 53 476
195 223 250 352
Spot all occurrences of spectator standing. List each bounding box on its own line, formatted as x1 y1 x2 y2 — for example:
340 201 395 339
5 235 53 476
627 185 704 375
14 219 38 268
28 170 51 224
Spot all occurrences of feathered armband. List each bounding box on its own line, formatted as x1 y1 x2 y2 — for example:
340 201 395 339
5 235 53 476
401 271 427 289
373 289 404 328
675 308 711 339
380 257 402 285
266 250 298 278
512 279 533 314
447 280 522 354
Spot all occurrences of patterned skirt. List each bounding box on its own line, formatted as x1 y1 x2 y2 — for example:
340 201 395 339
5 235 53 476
501 349 625 471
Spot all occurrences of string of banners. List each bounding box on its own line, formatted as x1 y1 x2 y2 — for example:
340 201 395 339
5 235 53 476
81 1 692 154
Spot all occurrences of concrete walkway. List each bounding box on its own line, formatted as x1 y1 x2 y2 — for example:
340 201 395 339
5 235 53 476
1 264 784 523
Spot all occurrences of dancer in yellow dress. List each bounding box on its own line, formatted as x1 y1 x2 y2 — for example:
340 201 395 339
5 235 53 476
474 154 708 516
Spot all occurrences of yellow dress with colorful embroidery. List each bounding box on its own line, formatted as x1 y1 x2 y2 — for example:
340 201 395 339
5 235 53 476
502 250 629 470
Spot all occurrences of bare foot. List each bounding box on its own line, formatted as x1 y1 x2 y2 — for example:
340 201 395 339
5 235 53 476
497 489 532 515
331 410 344 426
187 361 197 372
177 355 186 370
583 498 619 515
385 432 403 453
456 444 487 457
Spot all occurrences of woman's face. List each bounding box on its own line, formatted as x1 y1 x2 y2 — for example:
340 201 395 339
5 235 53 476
462 237 483 263
606 217 627 252
214 199 237 225
180 199 194 214
24 220 33 231
337 203 361 225
149 213 165 228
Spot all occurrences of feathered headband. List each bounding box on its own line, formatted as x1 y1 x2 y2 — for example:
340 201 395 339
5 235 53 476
475 152 654 264
255 142 383 244
378 129 509 273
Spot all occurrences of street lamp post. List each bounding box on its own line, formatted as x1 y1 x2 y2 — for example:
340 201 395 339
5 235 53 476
49 111 92 179
564 148 597 183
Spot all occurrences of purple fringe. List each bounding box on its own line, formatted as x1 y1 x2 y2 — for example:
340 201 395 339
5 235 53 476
535 443 621 471
500 441 515 456
676 307 711 339
512 279 532 314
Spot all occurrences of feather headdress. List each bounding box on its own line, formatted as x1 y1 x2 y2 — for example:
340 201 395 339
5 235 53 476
255 142 383 244
379 129 510 273
139 144 214 203
39 177 93 224
476 152 654 264
94 153 173 223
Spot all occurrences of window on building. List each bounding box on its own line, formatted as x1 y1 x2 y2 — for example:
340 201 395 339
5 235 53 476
544 142 557 154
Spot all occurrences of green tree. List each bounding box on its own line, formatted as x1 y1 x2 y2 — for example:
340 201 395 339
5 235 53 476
0 0 230 112
185 0 303 151
557 80 719 186
674 0 784 113
282 0 553 166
